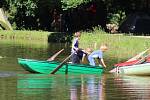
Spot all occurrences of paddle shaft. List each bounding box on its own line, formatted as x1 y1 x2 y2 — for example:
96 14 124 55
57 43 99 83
47 49 64 61
50 52 74 74
127 48 149 62
135 54 150 64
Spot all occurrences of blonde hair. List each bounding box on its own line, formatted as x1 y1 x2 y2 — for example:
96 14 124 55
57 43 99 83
100 44 108 51
85 48 93 55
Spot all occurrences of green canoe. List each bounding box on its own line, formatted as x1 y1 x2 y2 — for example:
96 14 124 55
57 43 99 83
18 58 104 74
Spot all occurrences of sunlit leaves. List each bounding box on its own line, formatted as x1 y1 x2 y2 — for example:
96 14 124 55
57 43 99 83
16 0 38 16
61 0 92 10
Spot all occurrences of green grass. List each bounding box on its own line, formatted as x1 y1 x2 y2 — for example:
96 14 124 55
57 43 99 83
0 30 51 48
0 30 50 40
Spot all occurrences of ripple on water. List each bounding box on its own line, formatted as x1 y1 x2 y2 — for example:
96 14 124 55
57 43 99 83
0 71 16 77
108 75 150 100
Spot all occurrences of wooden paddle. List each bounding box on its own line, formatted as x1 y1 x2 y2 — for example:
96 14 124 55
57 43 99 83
127 48 150 62
47 49 64 61
135 54 150 64
50 52 74 74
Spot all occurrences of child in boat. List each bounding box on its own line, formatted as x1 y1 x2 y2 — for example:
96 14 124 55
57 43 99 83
81 48 93 64
88 44 108 67
71 32 83 64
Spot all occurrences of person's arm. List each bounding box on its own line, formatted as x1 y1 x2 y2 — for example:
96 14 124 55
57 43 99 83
73 47 79 51
97 51 106 68
81 53 86 63
99 58 107 68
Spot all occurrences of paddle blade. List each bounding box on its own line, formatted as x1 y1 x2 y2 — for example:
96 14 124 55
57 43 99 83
47 49 64 61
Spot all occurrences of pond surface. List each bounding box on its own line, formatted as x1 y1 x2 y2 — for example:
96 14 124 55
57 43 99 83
0 39 150 100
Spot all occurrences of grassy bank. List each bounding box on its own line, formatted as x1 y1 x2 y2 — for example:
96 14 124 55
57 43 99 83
0 30 73 43
0 30 50 41
80 31 150 67
0 30 51 48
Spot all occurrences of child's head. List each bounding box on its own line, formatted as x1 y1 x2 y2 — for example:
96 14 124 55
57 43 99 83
85 48 93 54
74 32 81 37
100 44 108 52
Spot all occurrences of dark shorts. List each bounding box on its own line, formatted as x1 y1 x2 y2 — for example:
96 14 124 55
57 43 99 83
71 53 80 64
77 50 85 59
71 50 86 64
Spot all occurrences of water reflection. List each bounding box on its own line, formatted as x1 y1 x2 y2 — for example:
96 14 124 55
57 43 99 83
0 75 17 100
70 75 106 100
17 74 52 95
113 75 150 100
17 74 106 100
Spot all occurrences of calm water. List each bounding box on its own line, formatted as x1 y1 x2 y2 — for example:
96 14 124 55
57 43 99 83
0 40 150 100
